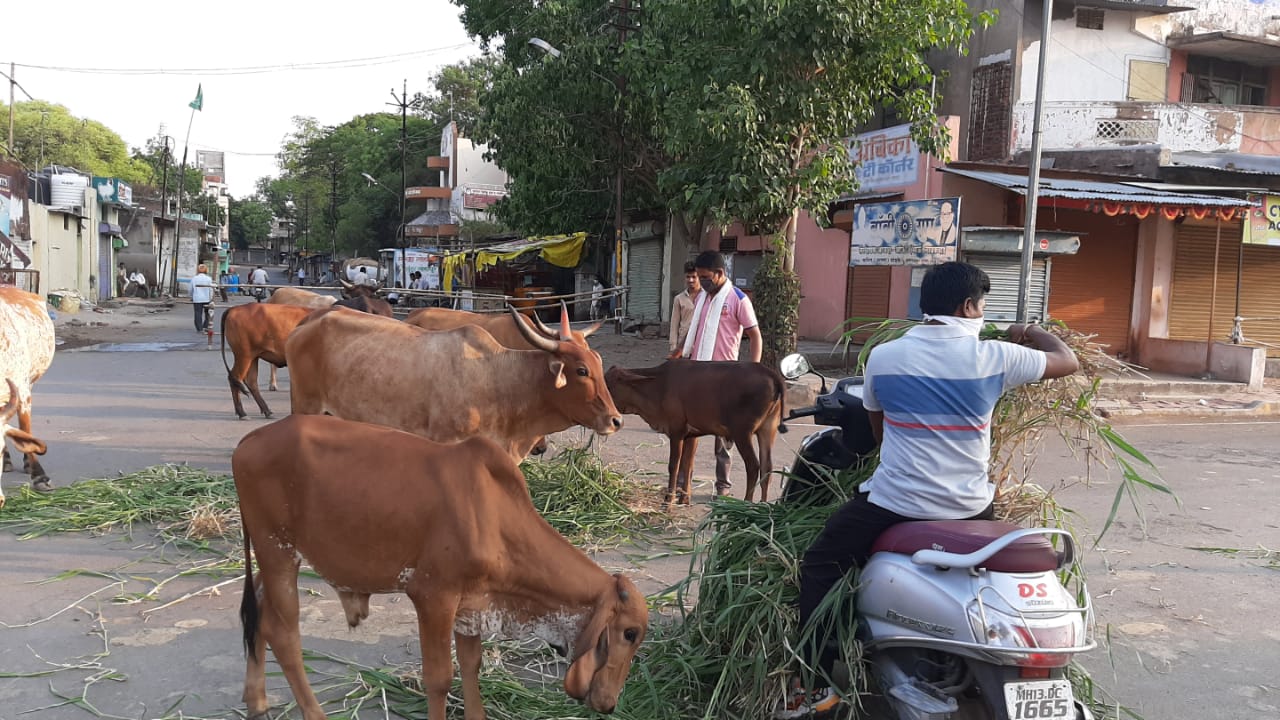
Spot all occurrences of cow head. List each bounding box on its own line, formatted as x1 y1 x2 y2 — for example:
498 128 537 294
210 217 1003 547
340 280 378 299
602 366 652 417
510 305 622 436
564 574 648 713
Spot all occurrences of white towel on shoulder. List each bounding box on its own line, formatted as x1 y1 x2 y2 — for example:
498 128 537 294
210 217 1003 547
681 282 730 361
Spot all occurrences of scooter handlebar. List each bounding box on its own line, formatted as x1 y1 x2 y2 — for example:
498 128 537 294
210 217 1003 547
787 405 819 420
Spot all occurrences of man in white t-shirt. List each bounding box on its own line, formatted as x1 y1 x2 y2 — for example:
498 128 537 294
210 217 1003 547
779 261 1080 719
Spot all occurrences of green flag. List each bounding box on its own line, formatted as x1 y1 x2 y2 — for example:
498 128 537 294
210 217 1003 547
189 84 203 111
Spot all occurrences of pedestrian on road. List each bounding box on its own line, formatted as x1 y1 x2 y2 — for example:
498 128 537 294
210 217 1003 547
191 264 215 333
296 266 306 285
116 263 128 297
677 250 762 496
776 261 1080 720
668 261 700 359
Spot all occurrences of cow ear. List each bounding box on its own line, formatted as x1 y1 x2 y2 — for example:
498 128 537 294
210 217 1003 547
548 358 568 388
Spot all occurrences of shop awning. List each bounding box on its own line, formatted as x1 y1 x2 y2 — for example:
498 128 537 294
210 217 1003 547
442 232 588 292
1170 151 1280 177
940 167 1255 220
1166 32 1280 67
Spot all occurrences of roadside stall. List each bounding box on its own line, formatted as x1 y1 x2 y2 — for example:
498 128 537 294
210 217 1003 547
440 233 589 317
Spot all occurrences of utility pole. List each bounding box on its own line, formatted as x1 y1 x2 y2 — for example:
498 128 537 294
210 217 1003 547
1016 0 1054 323
329 159 340 260
7 63 14 161
389 79 412 290
609 0 638 296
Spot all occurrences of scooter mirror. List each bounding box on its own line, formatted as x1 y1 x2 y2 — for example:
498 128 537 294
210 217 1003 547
779 353 811 380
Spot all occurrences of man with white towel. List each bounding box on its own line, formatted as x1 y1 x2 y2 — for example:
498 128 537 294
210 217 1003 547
677 250 763 497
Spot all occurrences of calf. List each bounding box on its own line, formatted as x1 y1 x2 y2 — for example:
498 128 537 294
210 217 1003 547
0 288 56 496
219 303 314 419
0 379 48 508
233 415 649 720
606 360 787 504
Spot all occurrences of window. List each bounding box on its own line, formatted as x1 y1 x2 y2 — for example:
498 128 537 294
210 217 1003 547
1186 55 1269 106
719 235 738 253
1076 8 1104 30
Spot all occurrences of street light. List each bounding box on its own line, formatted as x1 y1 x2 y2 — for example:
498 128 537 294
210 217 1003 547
528 37 625 295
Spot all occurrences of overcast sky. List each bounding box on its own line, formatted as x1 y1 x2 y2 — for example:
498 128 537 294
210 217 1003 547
5 0 483 197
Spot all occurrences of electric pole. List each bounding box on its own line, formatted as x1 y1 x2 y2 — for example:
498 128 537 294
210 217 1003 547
7 62 14 161
329 159 340 261
389 80 412 290
609 0 639 297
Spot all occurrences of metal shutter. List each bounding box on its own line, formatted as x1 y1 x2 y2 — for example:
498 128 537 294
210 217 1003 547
1169 221 1280 356
626 238 663 323
1047 233 1136 357
966 253 1049 323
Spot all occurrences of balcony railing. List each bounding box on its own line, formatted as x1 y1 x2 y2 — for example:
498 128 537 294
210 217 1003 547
1011 100 1280 156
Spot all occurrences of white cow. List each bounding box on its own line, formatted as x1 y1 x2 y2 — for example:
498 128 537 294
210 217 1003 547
0 287 56 502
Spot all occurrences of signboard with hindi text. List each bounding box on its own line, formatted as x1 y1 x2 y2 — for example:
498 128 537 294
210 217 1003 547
1243 195 1280 246
850 197 961 266
850 124 920 191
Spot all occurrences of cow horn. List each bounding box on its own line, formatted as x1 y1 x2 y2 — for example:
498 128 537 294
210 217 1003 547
510 307 560 353
559 301 572 341
0 379 18 421
339 278 355 291
580 322 603 339
531 313 558 339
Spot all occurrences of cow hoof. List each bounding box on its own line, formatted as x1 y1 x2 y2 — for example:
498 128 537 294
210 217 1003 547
238 415 248 421
263 412 274 420
31 478 54 493
662 492 676 507
2 456 12 473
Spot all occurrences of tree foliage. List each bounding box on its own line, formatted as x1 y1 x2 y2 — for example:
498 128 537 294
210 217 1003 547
2 100 151 183
454 0 989 354
229 196 273 251
414 54 501 137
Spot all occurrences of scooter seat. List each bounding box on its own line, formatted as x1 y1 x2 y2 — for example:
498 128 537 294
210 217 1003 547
871 520 1061 572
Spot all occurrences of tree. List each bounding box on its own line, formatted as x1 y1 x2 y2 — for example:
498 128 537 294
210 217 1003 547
229 196 273 251
415 54 500 137
2 100 151 182
454 0 988 365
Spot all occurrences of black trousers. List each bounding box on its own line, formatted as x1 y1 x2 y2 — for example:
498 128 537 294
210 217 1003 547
797 492 994 678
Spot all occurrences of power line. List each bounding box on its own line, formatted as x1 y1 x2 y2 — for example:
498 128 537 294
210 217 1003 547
3 43 478 77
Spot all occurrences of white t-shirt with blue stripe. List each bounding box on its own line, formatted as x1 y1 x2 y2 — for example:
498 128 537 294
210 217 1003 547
860 324 1047 518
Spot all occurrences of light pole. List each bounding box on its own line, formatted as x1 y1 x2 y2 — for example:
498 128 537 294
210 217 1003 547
529 37 625 294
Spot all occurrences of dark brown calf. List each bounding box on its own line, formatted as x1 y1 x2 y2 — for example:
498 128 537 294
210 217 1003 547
605 360 787 505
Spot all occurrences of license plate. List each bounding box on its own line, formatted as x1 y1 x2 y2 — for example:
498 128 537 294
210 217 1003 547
1004 680 1075 720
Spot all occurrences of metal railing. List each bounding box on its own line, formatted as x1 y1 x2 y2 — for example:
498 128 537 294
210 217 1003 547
1230 315 1280 351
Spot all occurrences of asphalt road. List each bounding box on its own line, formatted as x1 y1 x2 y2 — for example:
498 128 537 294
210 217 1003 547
0 307 1276 719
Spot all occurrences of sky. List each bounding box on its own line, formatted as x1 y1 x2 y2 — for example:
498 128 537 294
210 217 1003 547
4 0 485 198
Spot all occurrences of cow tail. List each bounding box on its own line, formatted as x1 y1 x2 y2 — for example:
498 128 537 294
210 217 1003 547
776 375 789 434
221 309 250 396
240 524 260 661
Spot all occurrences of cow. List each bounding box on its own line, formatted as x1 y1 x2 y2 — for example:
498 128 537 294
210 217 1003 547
286 305 622 459
233 414 649 720
219 303 314 419
0 379 48 508
267 286 336 310
0 288 56 496
605 360 788 505
403 307 604 456
333 288 393 317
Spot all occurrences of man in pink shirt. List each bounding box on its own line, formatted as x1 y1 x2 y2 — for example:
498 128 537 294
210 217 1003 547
678 250 763 496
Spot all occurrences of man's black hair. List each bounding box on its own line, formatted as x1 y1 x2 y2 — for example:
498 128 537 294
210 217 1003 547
919 261 990 316
693 250 726 272
683 260 697 274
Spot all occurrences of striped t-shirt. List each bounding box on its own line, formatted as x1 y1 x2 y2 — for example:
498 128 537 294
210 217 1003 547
860 324 1046 518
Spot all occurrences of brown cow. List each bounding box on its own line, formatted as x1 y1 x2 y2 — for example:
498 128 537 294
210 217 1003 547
286 306 622 459
0 379 48 508
220 303 314 419
404 307 602 456
233 414 649 720
0 287 56 497
605 360 788 504
267 286 336 310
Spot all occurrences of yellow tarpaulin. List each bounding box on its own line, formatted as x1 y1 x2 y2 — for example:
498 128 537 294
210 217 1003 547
442 232 588 292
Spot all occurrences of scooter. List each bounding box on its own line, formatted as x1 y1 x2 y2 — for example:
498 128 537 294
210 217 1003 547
780 354 1096 720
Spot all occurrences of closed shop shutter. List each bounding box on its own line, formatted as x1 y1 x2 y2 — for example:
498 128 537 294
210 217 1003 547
1048 234 1137 357
965 253 1049 323
1169 221 1280 357
844 265 892 342
626 238 663 323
